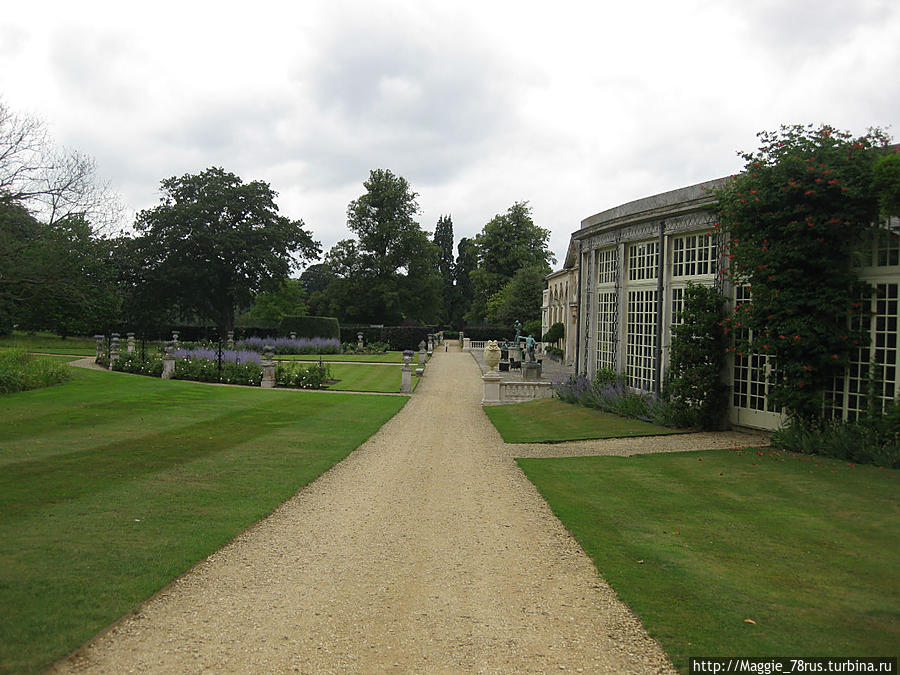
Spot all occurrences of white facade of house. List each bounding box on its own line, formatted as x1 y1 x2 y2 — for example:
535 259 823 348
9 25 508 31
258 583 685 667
562 178 900 431
541 266 578 365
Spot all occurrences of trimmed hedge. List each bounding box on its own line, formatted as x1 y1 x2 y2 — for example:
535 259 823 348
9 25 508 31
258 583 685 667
461 325 517 341
340 325 439 351
280 315 340 340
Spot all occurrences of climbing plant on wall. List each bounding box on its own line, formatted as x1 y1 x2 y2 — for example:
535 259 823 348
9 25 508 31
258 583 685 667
664 282 728 429
715 124 892 423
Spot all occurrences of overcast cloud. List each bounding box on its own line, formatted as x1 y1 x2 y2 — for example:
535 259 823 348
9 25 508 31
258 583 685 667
2 0 899 266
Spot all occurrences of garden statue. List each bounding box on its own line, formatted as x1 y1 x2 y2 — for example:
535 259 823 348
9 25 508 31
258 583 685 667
525 334 536 362
513 319 522 344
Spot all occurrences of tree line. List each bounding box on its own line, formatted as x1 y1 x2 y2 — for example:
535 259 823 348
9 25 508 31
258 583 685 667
0 101 555 338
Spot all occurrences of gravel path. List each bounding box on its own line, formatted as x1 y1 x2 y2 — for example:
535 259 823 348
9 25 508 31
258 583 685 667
50 348 740 674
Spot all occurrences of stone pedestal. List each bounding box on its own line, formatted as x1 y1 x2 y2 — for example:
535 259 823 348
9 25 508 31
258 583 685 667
261 345 275 388
357 332 365 350
126 332 135 354
172 331 180 349
463 337 471 351
418 341 427 366
162 341 176 379
522 362 542 381
509 346 523 362
109 336 120 369
401 363 413 393
427 334 434 355
226 331 235 350
94 335 104 362
482 371 502 405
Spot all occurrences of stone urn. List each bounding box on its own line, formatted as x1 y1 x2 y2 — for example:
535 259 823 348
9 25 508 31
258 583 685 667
483 340 501 371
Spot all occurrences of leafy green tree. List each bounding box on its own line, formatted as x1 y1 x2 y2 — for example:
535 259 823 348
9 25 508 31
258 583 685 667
247 279 308 323
468 201 554 323
433 214 455 324
321 169 442 324
717 124 891 422
872 152 900 217
452 237 477 328
0 202 119 336
485 265 546 326
132 167 319 335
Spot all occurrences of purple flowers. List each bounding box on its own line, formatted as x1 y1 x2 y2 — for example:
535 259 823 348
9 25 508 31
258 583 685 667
174 348 261 364
236 336 341 355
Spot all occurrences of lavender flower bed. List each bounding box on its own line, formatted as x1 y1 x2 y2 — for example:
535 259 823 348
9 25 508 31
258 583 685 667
552 373 675 425
236 336 341 355
174 348 261 364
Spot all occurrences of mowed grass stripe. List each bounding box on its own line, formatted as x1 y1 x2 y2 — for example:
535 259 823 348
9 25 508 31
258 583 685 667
485 397 680 443
517 449 899 671
326 362 411 392
0 367 407 675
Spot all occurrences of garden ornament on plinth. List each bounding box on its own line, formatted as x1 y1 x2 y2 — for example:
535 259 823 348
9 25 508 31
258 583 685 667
483 340 501 371
525 335 536 362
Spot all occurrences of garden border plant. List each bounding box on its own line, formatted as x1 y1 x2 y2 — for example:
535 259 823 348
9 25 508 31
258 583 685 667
715 125 900 466
715 124 895 423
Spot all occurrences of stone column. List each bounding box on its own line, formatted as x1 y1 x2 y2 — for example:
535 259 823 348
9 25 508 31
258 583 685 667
261 345 276 389
226 331 235 350
357 332 365 350
94 335 105 362
418 341 427 366
109 335 121 369
162 341 176 379
126 332 135 354
463 337 471 351
401 350 414 394
427 334 434 355
172 331 180 350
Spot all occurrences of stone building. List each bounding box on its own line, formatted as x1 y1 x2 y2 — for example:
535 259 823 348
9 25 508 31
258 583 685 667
546 178 900 430
541 265 578 366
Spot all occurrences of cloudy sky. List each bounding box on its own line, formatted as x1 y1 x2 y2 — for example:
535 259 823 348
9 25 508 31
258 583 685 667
2 0 899 267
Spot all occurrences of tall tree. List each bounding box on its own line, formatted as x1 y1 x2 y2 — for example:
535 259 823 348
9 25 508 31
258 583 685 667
467 201 554 323
485 265 547 327
0 100 122 230
132 167 319 335
452 237 477 328
322 169 442 324
0 202 119 335
433 214 455 324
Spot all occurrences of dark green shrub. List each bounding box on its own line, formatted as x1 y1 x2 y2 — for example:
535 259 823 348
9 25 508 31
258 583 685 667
275 361 331 389
663 283 729 430
279 315 340 340
112 353 164 377
772 401 899 468
542 322 565 344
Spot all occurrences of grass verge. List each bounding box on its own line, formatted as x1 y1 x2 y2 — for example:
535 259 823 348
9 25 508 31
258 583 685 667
517 449 899 671
484 397 681 443
326 363 414 392
0 367 407 674
276 352 405 363
0 331 96 356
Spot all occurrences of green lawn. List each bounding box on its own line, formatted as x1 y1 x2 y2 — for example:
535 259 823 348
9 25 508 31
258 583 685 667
0 367 407 675
517 449 900 671
276 351 405 363
484 397 680 443
0 331 96 356
325 362 416 392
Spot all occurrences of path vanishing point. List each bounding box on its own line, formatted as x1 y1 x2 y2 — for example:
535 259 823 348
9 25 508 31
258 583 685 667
54 346 764 673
